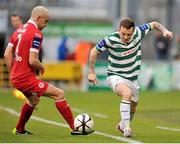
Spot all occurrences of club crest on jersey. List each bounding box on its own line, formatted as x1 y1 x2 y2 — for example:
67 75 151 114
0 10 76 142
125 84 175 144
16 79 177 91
38 82 44 88
15 54 22 61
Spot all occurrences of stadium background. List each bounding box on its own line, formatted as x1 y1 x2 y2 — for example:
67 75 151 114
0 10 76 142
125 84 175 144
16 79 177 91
0 0 180 91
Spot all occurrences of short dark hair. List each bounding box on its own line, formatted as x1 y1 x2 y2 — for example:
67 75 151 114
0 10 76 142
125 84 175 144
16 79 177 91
119 18 135 29
11 14 22 20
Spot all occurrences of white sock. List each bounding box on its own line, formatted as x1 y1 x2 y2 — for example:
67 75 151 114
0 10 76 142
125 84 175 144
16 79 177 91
120 100 131 128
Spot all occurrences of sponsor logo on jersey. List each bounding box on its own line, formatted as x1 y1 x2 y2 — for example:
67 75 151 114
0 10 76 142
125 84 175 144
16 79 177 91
17 29 27 33
122 46 138 56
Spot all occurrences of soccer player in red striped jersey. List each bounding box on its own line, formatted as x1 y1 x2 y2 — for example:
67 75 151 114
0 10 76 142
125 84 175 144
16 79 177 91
4 6 92 135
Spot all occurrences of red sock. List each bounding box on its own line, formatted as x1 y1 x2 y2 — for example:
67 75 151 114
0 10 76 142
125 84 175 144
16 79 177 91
55 99 74 130
16 103 34 132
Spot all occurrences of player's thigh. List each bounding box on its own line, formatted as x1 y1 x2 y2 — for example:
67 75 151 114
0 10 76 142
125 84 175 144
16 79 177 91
106 75 133 100
115 83 132 98
43 83 64 99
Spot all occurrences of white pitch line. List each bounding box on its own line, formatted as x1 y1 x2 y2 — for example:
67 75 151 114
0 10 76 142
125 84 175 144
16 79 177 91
72 107 108 119
92 112 108 119
0 106 142 143
94 131 141 143
156 126 180 132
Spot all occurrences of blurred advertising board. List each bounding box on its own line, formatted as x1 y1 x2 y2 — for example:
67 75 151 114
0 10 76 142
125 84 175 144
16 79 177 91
88 62 109 90
0 10 8 33
88 61 180 91
139 62 173 91
43 22 112 42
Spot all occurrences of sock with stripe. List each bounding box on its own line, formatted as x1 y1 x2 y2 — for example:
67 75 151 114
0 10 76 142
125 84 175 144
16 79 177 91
120 100 131 128
55 99 74 130
16 103 35 132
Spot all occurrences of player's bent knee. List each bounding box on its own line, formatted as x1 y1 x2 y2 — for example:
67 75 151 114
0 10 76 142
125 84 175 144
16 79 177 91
28 95 40 107
32 101 39 107
115 84 131 96
28 99 39 107
116 88 132 99
29 96 39 107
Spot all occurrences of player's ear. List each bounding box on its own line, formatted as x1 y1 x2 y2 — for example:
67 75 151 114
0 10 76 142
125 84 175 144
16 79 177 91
36 16 41 22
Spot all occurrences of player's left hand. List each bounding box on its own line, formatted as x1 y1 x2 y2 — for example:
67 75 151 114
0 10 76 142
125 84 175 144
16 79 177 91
40 67 45 75
163 30 173 40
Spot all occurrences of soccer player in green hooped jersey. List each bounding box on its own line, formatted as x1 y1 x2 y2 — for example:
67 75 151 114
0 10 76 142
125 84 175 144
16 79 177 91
88 18 173 137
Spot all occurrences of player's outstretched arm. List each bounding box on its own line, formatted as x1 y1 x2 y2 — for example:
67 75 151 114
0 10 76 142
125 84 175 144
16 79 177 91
4 46 13 72
149 21 173 40
88 47 100 85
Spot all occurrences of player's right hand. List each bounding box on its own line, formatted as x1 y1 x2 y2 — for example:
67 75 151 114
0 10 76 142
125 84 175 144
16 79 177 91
88 72 98 86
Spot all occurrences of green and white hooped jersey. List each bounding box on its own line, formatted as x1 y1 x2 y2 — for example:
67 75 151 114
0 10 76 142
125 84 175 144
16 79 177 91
96 23 152 82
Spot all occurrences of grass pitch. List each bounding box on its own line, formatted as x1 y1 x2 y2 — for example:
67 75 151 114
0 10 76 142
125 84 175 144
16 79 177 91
0 89 180 143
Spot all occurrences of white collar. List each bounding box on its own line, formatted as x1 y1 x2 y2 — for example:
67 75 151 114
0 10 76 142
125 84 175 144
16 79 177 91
27 19 38 28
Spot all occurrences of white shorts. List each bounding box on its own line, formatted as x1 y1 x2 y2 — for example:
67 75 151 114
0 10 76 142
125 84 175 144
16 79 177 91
106 75 140 102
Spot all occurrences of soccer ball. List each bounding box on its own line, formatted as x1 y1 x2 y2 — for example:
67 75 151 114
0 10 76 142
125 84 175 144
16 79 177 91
74 113 94 133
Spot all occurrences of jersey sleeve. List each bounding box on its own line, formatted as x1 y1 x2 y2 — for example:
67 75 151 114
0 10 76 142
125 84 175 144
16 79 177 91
30 32 43 53
7 33 15 48
95 35 112 52
136 23 152 39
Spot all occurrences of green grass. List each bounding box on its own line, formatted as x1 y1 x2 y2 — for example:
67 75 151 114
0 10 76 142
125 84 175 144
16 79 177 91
0 89 180 143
